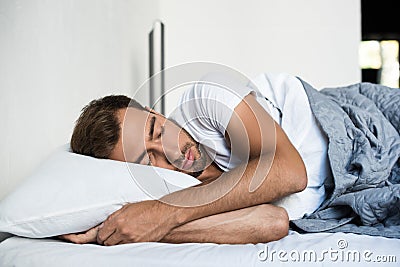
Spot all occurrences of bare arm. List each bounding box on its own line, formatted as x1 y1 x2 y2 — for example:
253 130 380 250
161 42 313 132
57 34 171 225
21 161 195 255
161 93 307 224
161 204 289 244
97 94 307 245
60 204 288 244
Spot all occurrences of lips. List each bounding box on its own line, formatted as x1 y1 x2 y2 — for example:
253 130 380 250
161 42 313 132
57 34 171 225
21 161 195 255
182 146 195 170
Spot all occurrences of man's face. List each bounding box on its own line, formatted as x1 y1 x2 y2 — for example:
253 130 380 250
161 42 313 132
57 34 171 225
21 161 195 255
110 107 208 178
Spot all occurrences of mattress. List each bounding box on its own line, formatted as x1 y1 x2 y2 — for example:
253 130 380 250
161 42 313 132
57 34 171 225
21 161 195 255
1 231 399 267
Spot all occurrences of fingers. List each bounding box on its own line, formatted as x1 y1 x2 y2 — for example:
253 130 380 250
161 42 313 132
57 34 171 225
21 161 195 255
102 231 123 246
97 224 117 245
58 206 130 246
59 232 92 244
58 225 100 244
97 207 125 244
58 234 72 242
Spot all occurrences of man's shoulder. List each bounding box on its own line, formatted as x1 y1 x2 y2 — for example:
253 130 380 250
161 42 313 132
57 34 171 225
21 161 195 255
181 72 256 103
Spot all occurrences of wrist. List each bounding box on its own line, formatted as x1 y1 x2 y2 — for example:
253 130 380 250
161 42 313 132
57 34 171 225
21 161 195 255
156 200 192 226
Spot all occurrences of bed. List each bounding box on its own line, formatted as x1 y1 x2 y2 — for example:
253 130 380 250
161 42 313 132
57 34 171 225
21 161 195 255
0 18 400 267
0 144 398 267
1 230 399 266
0 107 399 266
1 81 399 267
1 80 399 267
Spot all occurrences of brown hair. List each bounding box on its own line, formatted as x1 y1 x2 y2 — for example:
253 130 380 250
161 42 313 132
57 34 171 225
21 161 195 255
70 95 145 158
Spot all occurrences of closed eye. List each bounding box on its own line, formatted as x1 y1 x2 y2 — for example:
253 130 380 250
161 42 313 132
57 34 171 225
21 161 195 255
158 126 165 138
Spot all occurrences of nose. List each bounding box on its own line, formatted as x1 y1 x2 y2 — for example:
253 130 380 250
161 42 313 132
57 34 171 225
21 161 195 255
146 136 182 165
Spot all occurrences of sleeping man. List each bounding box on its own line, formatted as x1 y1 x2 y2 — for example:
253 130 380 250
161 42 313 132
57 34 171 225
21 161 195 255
61 71 400 245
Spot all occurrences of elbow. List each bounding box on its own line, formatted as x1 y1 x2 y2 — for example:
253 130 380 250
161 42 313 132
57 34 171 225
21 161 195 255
294 164 308 193
295 170 308 193
257 205 289 243
275 147 308 194
293 149 308 193
280 156 307 194
290 157 308 193
270 207 289 241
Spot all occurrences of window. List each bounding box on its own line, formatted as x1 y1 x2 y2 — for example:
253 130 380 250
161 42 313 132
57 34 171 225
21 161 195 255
361 0 400 88
359 40 399 88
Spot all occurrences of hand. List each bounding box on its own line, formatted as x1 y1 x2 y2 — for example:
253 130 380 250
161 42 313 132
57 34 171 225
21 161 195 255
97 200 180 246
58 224 101 244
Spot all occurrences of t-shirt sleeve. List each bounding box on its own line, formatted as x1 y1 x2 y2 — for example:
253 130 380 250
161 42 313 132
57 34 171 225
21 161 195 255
191 72 255 134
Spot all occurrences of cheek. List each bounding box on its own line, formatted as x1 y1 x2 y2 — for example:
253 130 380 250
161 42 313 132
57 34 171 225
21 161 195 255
178 129 192 147
162 128 186 154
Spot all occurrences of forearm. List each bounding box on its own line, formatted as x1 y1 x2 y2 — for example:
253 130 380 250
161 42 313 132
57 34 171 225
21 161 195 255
160 147 307 226
161 204 289 244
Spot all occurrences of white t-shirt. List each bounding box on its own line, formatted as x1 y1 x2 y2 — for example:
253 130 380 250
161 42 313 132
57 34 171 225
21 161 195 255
169 72 331 220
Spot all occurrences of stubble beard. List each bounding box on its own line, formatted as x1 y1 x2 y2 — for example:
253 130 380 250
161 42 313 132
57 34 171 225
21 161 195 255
173 141 208 178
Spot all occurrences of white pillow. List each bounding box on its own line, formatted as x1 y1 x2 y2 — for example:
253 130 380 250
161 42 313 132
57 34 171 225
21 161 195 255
0 144 200 238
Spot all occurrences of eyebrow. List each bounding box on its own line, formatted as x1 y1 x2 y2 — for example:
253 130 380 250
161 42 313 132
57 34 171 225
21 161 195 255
133 116 156 164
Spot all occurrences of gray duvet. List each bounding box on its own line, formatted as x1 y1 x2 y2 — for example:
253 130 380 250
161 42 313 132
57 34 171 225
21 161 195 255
291 79 400 238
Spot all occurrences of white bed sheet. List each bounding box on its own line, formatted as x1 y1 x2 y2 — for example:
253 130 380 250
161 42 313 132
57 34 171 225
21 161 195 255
1 231 399 267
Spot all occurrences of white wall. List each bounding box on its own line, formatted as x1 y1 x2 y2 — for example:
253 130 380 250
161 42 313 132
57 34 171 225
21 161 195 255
0 0 159 199
0 0 361 200
160 0 361 114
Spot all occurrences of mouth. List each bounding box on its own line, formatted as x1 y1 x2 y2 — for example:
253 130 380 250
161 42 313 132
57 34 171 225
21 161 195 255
181 146 195 170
